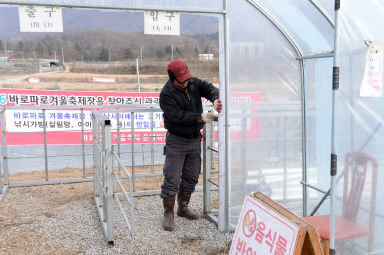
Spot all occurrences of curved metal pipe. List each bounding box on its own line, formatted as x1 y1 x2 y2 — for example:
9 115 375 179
309 0 335 28
247 0 302 57
0 0 225 14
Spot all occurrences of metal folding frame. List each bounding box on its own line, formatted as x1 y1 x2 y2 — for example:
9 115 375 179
203 114 218 226
91 107 219 243
111 147 135 236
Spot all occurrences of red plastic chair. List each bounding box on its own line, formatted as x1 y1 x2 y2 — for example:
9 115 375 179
303 152 378 255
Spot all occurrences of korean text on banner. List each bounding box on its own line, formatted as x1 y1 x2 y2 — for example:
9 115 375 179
144 11 180 35
18 5 63 32
360 44 384 97
0 89 164 145
229 195 299 255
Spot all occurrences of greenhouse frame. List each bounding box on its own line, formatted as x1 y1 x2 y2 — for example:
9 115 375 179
1 0 383 254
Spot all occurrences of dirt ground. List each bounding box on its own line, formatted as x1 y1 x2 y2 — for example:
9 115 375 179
6 165 218 207
1 72 166 92
7 166 165 191
0 167 224 255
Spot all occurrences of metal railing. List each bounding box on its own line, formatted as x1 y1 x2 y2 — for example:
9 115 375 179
92 109 114 244
112 148 134 236
91 108 218 243
203 117 219 226
0 103 159 188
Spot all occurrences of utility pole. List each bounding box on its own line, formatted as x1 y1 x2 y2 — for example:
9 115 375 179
136 58 141 92
171 43 174 60
61 46 65 64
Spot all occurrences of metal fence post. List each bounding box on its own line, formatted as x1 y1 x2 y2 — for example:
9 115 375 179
136 58 141 92
42 109 49 181
92 113 99 196
129 157 135 234
283 116 288 202
131 112 135 192
81 108 86 178
117 108 121 175
104 122 114 243
203 122 212 214
92 109 114 244
0 107 8 186
210 121 215 171
241 107 247 199
150 111 154 173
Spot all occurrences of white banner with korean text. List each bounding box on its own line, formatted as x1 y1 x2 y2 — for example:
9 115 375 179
19 5 63 32
0 89 164 145
144 10 180 35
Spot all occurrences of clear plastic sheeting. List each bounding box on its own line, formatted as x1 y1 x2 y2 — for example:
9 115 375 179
304 57 332 216
334 1 384 253
227 0 303 230
252 0 333 55
0 0 223 12
309 0 335 28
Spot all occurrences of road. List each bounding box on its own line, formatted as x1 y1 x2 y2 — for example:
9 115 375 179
0 68 59 86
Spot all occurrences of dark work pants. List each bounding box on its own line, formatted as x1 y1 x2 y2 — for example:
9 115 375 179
160 132 202 198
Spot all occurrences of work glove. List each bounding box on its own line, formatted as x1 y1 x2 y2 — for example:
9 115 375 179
201 112 214 123
214 99 223 113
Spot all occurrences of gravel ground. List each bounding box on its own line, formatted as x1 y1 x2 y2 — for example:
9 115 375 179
0 182 233 255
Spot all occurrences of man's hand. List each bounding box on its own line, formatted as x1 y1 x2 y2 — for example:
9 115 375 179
214 99 223 113
201 112 214 123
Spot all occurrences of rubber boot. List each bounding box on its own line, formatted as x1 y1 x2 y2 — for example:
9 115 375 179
177 191 200 220
163 197 175 231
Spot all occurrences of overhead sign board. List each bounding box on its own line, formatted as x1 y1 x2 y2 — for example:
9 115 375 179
144 11 180 35
18 5 63 32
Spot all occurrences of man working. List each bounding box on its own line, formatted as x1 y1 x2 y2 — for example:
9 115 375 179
159 59 222 231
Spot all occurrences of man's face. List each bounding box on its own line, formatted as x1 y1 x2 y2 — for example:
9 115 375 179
173 79 189 89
